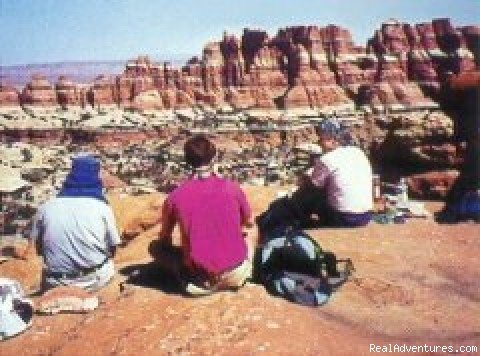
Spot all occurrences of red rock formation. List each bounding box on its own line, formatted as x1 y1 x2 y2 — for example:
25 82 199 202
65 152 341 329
281 85 310 109
202 42 224 92
130 89 164 111
174 89 195 108
0 77 20 107
358 19 466 110
415 22 441 52
273 26 353 109
375 55 407 83
56 76 83 107
359 81 438 112
124 55 158 76
450 70 480 89
21 74 57 106
370 19 477 89
407 169 460 199
246 46 288 95
407 49 438 84
253 87 276 109
225 87 256 110
220 33 245 87
88 75 117 107
462 26 480 59
6 18 478 112
116 75 135 104
371 111 458 168
241 29 269 72
321 25 356 56
192 88 224 108
391 82 433 107
432 18 464 53
117 56 158 106
182 57 204 87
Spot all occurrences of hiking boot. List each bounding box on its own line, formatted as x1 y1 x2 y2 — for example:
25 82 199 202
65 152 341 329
185 282 215 296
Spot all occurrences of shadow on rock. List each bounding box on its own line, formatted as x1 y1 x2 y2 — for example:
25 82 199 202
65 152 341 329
119 262 183 295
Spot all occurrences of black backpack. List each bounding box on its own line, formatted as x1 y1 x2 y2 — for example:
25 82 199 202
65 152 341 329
254 225 354 307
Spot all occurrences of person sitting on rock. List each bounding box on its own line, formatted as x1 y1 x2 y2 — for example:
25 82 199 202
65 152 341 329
149 135 253 295
22 154 121 292
257 118 373 234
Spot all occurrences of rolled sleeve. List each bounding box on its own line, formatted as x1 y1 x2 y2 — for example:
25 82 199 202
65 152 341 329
30 208 44 242
311 161 330 188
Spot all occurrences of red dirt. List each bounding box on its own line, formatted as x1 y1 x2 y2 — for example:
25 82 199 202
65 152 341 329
1 187 479 355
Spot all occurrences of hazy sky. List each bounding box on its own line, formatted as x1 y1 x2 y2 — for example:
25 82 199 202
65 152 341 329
0 0 479 65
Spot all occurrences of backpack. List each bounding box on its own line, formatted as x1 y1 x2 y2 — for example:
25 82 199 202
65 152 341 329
255 225 354 307
444 190 480 222
255 197 307 238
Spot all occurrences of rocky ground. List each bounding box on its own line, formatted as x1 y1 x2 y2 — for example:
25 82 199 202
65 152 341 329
1 187 479 355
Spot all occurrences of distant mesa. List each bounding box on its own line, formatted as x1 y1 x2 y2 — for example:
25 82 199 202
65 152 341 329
0 76 20 107
0 18 478 111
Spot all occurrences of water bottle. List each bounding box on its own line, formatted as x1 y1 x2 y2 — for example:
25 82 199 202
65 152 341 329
397 177 408 208
372 174 381 202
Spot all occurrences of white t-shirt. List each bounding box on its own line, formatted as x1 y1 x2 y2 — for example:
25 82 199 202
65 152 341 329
31 197 121 273
311 146 373 213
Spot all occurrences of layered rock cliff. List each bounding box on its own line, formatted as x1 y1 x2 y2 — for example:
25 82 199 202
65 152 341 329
1 18 477 111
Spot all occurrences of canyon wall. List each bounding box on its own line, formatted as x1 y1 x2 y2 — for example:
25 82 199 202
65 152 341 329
1 18 478 112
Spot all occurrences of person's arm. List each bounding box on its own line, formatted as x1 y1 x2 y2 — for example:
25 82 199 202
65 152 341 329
310 160 330 188
236 185 253 228
16 209 43 260
297 167 315 189
159 197 176 246
104 205 122 258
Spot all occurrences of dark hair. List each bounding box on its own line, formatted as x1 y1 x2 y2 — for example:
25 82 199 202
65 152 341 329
184 135 216 168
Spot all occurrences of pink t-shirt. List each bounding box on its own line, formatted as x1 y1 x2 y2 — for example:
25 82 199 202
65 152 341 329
162 175 251 275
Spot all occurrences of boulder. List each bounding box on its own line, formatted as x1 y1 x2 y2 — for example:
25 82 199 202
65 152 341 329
36 286 99 315
407 170 460 199
108 193 164 241
55 76 82 107
88 75 117 106
21 74 57 107
0 77 20 107
225 87 256 110
374 111 459 168
130 89 164 111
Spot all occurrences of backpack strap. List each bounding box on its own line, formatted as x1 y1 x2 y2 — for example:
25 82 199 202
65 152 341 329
323 252 339 277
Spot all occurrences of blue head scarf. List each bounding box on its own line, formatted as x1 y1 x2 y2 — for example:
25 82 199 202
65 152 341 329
316 118 356 146
58 154 107 202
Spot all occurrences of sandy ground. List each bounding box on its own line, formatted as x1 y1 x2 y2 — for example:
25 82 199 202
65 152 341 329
1 187 479 355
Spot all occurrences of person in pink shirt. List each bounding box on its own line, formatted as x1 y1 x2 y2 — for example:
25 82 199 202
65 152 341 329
150 135 253 295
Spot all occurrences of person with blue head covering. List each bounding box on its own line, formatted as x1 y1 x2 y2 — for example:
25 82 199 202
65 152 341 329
58 153 107 202
20 154 121 292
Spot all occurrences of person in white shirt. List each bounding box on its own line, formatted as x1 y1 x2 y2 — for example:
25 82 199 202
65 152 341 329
293 118 373 227
23 154 121 292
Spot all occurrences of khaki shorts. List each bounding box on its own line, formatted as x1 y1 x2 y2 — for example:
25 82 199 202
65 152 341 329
149 239 253 296
185 258 252 296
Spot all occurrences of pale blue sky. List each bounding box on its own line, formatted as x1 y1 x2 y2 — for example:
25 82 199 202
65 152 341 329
0 0 478 65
